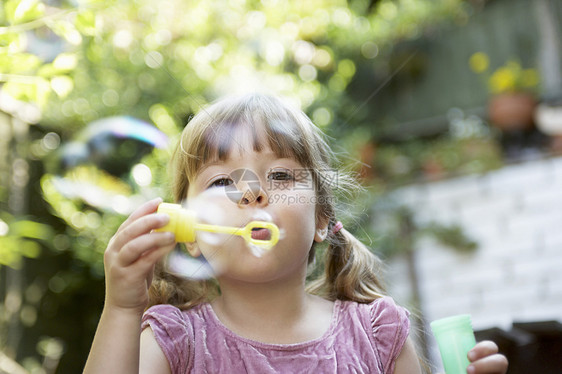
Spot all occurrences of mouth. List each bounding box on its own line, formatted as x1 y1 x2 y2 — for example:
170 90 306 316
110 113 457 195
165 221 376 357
251 227 272 241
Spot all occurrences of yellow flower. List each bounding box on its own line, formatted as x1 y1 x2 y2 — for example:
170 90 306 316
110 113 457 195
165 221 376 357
469 53 540 94
469 52 489 74
520 69 540 88
489 66 516 94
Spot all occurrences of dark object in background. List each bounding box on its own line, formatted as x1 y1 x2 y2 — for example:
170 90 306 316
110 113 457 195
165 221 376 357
475 320 562 374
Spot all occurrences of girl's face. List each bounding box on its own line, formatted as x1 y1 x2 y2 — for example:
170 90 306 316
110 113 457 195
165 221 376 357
185 124 328 284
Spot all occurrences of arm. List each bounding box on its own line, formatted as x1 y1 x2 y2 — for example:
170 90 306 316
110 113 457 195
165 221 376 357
83 305 145 373
393 338 423 374
83 198 176 374
139 327 172 374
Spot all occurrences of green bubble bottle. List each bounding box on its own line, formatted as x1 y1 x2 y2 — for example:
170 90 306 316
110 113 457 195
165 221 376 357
430 314 476 374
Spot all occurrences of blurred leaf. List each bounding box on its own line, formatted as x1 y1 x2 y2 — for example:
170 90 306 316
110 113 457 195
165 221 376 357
52 53 78 71
0 236 43 267
37 62 58 77
425 223 478 253
0 32 19 48
0 237 19 265
148 104 180 136
46 18 82 45
4 0 45 25
0 52 42 74
4 76 52 107
21 239 41 257
10 220 54 240
50 75 74 98
36 76 51 106
3 80 36 101
74 9 96 36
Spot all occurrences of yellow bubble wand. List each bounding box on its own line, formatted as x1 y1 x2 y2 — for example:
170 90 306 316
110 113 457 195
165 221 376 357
156 203 279 250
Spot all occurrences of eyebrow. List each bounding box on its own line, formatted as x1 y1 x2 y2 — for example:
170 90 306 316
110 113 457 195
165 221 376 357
194 160 224 177
196 151 295 174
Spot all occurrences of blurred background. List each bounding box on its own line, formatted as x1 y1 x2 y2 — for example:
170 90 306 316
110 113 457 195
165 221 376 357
1 0 561 372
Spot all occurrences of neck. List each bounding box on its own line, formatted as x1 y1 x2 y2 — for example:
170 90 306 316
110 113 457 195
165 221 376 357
214 274 309 326
210 268 335 344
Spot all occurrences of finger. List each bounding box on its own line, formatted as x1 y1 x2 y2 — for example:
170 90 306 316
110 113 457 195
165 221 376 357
467 354 508 374
132 242 177 276
110 213 170 253
116 197 163 235
118 231 175 266
468 341 499 362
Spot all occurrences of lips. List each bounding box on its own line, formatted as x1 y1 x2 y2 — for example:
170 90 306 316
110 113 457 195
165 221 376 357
251 228 271 240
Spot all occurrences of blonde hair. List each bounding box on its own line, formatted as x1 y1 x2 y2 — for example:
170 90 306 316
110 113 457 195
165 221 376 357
148 93 386 309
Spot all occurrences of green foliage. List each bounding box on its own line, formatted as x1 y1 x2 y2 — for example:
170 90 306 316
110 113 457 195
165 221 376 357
370 205 478 260
4 0 45 25
425 223 478 253
0 213 54 267
0 0 468 130
370 136 504 187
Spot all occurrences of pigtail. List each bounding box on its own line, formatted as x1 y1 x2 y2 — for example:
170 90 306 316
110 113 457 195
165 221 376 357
307 226 387 303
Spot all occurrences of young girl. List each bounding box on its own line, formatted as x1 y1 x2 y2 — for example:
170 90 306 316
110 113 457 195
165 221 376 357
84 93 508 374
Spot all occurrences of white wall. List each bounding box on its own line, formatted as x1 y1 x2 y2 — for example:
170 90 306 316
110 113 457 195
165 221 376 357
383 155 562 368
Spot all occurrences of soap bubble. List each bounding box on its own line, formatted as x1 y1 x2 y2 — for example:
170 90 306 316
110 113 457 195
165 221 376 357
162 187 285 279
248 244 266 258
165 248 215 280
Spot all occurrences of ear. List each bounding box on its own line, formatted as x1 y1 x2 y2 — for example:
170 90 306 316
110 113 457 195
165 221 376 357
184 242 202 257
314 216 330 243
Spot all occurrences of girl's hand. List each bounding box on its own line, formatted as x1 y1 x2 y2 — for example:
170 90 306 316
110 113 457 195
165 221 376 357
103 197 176 314
467 341 508 374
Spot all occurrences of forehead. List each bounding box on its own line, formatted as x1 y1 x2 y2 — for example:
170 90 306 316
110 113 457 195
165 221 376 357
199 118 302 168
214 121 268 159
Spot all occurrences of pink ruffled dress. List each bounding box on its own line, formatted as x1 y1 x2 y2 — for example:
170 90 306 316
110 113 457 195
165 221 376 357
142 296 410 374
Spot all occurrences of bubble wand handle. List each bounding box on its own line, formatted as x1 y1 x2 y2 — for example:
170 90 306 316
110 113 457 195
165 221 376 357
155 203 279 249
194 221 279 249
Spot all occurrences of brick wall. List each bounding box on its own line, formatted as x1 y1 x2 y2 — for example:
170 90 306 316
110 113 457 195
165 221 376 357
382 155 562 369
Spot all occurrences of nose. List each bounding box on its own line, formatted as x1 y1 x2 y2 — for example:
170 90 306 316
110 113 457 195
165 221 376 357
238 181 268 206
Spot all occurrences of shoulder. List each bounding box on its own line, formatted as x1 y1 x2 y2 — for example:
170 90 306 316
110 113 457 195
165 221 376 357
143 303 185 322
143 304 190 336
367 296 410 331
342 296 410 330
341 297 411 374
142 302 209 325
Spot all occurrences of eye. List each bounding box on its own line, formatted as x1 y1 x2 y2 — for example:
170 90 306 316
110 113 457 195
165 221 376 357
268 170 293 181
208 177 233 188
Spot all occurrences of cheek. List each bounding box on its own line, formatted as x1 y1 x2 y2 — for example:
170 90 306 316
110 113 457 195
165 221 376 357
276 192 318 233
187 188 243 225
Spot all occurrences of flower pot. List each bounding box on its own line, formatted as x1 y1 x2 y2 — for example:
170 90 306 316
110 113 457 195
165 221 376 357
488 93 537 131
